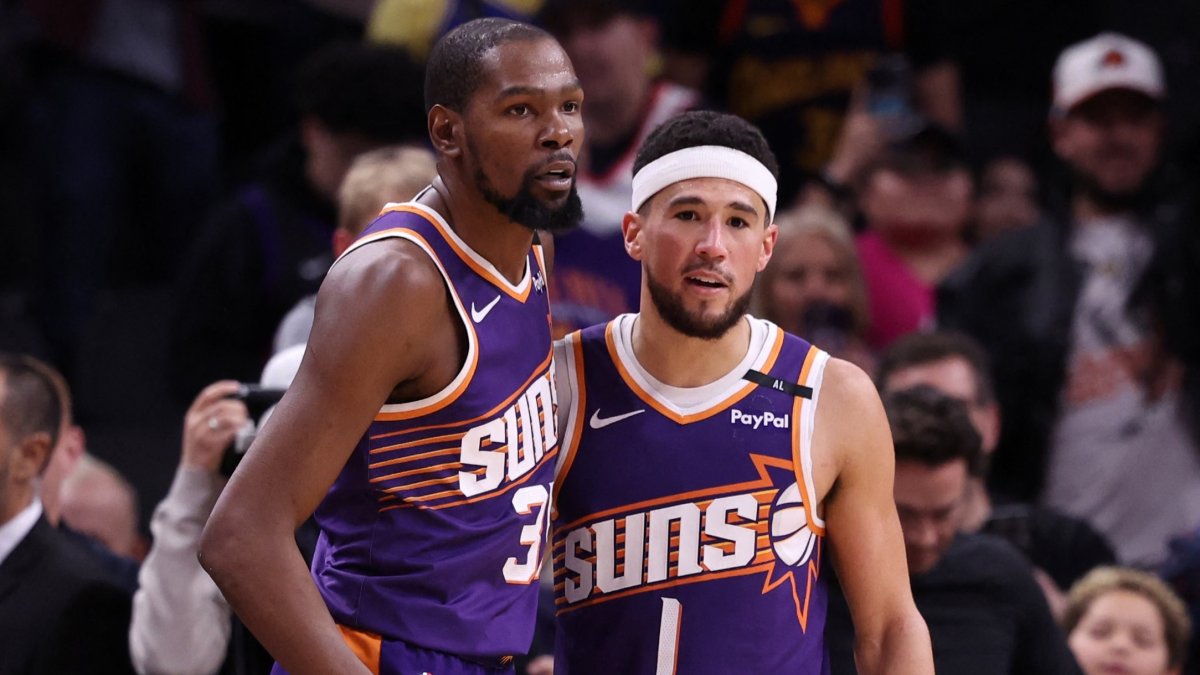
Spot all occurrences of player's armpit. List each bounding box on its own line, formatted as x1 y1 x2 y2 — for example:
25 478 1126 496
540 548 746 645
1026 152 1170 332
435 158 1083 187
818 359 934 675
199 238 452 675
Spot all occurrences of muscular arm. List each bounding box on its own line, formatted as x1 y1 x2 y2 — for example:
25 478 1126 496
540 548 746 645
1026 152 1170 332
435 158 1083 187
820 360 933 675
198 240 450 674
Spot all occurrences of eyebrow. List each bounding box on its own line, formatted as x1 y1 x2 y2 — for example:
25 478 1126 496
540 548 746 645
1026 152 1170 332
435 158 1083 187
497 81 583 100
665 195 762 216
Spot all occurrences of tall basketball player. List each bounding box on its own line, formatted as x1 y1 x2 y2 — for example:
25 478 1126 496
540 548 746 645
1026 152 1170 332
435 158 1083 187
551 111 933 674
199 19 584 675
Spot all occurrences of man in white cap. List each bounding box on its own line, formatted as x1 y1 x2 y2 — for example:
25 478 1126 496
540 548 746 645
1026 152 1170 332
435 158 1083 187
550 110 933 674
941 32 1200 567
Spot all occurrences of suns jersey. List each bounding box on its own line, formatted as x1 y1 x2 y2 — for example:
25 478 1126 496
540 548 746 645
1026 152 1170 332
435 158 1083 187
309 201 558 662
552 315 831 675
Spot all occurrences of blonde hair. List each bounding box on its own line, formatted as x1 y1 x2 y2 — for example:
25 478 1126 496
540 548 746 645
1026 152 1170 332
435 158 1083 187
1063 566 1191 669
337 145 437 235
755 204 870 337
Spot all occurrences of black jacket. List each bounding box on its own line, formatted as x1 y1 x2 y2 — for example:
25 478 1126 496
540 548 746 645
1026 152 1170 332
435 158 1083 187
0 516 135 675
939 177 1200 502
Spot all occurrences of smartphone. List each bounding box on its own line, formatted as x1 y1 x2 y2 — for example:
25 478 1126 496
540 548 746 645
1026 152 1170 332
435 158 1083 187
219 384 287 477
865 54 921 140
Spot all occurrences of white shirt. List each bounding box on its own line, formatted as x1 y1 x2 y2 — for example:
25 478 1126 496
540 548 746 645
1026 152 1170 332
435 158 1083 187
0 499 42 566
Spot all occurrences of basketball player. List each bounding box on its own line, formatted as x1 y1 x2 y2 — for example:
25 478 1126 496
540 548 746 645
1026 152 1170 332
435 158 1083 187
198 19 584 675
551 111 933 673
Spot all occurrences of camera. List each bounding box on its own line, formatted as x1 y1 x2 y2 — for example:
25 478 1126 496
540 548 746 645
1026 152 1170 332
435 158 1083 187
219 384 286 477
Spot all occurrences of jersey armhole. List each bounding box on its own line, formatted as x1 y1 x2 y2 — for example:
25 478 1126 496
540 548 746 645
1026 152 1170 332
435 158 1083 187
551 331 586 514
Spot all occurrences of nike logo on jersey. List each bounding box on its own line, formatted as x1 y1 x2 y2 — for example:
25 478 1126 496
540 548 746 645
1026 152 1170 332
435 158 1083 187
471 295 502 323
589 409 645 429
731 408 790 429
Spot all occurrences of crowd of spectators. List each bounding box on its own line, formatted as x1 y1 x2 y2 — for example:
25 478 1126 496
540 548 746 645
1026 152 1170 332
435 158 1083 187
0 1 1198 674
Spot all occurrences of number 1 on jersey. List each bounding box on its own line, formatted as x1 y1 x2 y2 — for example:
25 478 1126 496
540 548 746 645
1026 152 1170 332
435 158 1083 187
503 483 551 584
656 597 682 675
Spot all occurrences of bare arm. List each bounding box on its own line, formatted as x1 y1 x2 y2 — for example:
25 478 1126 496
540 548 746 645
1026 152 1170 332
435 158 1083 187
820 359 933 675
198 241 449 674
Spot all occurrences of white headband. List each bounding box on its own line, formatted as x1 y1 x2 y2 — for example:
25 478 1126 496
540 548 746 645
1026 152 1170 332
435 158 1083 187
631 145 777 221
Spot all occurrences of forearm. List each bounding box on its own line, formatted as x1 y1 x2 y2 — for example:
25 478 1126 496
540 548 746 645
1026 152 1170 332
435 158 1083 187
854 608 934 675
131 467 231 675
198 498 371 675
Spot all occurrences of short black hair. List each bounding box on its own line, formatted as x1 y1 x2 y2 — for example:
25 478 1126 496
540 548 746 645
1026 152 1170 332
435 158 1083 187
0 353 62 457
293 41 427 143
633 110 779 180
875 331 996 405
884 385 983 476
424 18 555 113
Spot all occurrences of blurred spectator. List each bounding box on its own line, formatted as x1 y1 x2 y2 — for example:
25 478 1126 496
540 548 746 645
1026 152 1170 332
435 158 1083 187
753 204 874 371
34 355 141 593
536 0 700 337
168 41 427 401
1062 566 1191 675
273 144 437 353
20 0 220 378
59 454 147 563
826 385 1082 675
877 331 1117 618
939 32 1200 567
856 125 973 349
368 0 541 59
0 353 135 675
659 0 958 205
974 156 1041 242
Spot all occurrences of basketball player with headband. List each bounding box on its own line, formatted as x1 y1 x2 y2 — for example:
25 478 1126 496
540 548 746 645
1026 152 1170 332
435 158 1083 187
550 110 933 674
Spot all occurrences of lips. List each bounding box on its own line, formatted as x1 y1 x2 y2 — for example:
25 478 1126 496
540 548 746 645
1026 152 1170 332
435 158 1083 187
534 158 576 192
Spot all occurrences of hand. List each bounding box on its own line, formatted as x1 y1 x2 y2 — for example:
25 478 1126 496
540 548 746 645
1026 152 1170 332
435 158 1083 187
182 381 250 473
824 86 888 186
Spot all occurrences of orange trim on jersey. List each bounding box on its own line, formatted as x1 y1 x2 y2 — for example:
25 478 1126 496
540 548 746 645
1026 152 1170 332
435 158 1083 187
556 561 773 614
378 444 558 512
370 350 554 433
368 445 460 471
369 460 461 484
368 431 467 455
551 333 587 510
378 204 533 302
790 346 826 536
337 624 382 674
347 226 479 422
604 321 785 425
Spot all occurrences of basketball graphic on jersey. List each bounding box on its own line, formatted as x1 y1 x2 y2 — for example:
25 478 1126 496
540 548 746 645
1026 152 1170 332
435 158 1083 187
770 482 817 567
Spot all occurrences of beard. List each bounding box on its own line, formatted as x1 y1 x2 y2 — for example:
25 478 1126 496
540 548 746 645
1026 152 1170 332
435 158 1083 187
471 150 584 234
1067 153 1156 213
646 264 753 340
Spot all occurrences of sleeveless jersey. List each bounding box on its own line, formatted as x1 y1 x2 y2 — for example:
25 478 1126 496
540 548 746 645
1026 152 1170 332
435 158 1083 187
552 315 831 675
310 201 558 663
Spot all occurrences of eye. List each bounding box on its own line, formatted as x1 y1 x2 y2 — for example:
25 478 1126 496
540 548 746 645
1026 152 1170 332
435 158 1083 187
674 210 699 221
507 104 531 117
728 216 749 229
562 100 580 114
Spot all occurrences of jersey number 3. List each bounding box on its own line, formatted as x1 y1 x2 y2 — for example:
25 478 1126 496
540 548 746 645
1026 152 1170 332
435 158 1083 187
503 483 551 584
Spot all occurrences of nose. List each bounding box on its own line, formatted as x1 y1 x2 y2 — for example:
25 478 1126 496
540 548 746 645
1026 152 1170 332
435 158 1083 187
540 109 576 150
695 217 728 260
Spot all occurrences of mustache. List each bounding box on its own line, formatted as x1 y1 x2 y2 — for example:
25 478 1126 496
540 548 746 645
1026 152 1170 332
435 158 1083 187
528 151 577 176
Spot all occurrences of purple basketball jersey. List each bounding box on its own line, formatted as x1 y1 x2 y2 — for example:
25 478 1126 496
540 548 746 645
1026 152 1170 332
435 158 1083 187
310 203 558 663
552 316 831 674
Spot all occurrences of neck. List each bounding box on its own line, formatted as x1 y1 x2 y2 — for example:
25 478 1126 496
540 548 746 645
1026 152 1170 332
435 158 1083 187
422 173 535 284
1073 192 1134 223
631 308 751 388
1 490 34 528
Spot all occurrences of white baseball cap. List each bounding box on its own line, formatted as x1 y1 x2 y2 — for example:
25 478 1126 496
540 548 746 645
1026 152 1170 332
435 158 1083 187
1052 32 1164 113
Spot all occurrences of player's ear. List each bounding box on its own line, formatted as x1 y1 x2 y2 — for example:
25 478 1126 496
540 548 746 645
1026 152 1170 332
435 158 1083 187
622 211 645 261
758 221 778 272
429 105 462 158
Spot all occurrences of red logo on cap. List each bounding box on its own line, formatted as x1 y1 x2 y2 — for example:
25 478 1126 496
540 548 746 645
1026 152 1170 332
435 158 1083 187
1101 49 1126 68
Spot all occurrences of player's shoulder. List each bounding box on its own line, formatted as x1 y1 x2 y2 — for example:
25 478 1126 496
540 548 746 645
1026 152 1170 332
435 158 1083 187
325 236 444 299
817 356 881 411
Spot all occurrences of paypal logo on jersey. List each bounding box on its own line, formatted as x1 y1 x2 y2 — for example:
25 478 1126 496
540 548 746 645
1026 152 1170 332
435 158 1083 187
730 408 790 430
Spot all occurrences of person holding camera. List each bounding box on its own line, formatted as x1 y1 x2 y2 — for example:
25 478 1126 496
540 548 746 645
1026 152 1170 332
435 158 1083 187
129 381 252 675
